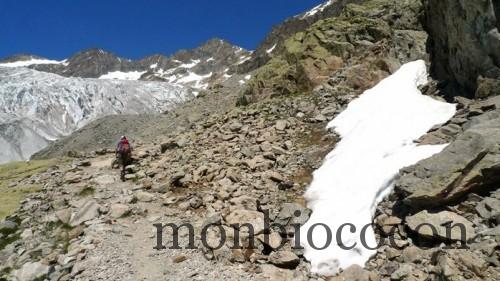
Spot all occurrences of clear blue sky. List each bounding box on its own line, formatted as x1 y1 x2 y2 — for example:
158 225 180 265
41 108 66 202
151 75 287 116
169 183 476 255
0 0 324 60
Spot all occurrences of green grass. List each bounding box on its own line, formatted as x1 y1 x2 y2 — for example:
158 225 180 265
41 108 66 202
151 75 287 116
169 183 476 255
0 158 65 220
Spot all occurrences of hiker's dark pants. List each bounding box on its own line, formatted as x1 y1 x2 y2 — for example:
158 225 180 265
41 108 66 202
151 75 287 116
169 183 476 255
117 152 131 172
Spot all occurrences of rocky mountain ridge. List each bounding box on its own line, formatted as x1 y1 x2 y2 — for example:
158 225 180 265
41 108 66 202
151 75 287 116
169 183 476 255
233 0 366 74
2 39 252 91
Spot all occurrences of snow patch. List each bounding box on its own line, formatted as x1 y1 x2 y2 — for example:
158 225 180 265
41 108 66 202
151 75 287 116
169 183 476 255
99 70 146 80
266 44 277 54
0 58 64 68
177 59 200 69
299 60 456 276
177 71 212 89
301 0 335 18
150 63 158 69
237 55 251 65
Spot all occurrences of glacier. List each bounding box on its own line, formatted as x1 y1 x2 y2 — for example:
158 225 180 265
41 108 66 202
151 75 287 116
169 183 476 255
0 66 194 164
299 60 457 276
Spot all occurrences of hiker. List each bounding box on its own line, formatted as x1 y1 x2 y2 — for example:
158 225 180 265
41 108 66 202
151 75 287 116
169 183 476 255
116 136 132 180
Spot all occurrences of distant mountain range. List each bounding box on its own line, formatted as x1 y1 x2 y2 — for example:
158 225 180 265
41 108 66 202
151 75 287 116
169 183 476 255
1 39 252 91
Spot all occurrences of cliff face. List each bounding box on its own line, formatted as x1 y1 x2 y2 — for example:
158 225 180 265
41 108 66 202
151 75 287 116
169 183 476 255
424 0 500 98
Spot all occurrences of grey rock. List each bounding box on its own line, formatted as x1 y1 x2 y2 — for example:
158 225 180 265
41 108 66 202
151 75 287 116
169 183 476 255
69 199 100 226
406 210 475 242
424 0 500 97
390 264 413 281
55 208 72 224
0 220 18 234
475 197 500 220
274 203 311 235
333 264 373 281
225 209 265 235
135 191 155 202
268 251 300 269
14 262 50 281
396 110 500 208
275 120 288 131
109 204 131 218
189 196 203 209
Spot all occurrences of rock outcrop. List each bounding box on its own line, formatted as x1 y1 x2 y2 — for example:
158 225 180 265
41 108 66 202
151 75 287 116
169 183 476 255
424 0 500 98
239 0 428 103
396 107 500 208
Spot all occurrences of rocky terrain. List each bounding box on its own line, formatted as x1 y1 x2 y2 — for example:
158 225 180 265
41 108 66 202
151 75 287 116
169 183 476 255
0 0 499 280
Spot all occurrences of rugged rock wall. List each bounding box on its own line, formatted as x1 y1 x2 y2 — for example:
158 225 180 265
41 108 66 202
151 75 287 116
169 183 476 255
424 0 500 98
233 0 364 74
238 0 427 104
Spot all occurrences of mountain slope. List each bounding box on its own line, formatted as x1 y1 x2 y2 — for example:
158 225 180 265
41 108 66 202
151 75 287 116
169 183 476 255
233 0 364 74
0 66 193 163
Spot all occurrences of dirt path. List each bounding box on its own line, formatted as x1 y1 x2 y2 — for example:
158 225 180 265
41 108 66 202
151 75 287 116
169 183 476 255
70 155 257 281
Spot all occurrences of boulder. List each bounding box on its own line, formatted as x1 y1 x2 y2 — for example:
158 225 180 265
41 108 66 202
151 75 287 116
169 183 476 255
274 203 311 235
406 210 475 242
225 209 265 235
268 251 300 269
55 208 72 224
0 220 18 234
259 264 302 281
396 110 500 208
275 120 288 131
109 204 131 218
141 179 153 189
69 199 100 226
332 264 373 281
390 264 413 281
135 191 155 202
14 262 49 281
475 197 500 220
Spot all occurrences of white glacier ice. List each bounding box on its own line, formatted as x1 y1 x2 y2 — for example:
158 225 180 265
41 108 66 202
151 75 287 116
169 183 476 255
0 66 193 163
299 60 456 276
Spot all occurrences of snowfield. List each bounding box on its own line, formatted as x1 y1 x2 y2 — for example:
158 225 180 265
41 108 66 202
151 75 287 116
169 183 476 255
299 60 456 276
99 70 147 80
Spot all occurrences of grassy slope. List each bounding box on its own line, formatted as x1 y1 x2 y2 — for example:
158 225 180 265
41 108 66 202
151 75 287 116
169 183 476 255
0 159 63 220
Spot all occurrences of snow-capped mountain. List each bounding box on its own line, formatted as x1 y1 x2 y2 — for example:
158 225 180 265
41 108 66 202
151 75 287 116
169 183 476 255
0 66 193 164
3 39 251 91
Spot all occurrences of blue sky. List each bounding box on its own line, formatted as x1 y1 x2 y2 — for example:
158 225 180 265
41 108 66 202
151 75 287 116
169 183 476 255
0 0 324 60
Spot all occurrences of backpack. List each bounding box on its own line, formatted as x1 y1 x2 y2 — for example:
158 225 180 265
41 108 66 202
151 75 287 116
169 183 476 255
119 140 131 154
